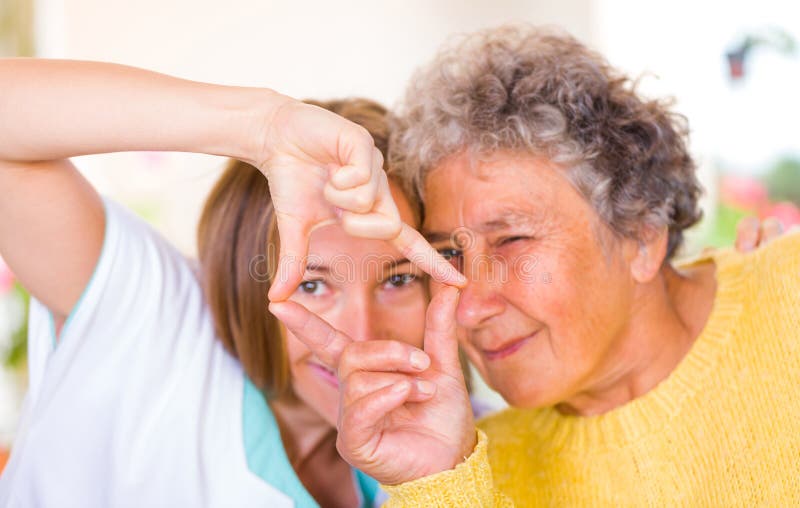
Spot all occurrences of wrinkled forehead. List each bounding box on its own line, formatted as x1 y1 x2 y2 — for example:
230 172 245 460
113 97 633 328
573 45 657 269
421 151 565 231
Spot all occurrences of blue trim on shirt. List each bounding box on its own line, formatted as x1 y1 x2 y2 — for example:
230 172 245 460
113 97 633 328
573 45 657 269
242 376 380 507
49 197 110 349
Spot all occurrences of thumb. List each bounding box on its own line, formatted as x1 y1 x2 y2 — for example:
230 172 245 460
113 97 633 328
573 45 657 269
423 286 463 378
268 215 309 301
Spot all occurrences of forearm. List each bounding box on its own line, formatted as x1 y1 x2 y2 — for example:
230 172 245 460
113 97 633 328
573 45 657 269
0 58 286 164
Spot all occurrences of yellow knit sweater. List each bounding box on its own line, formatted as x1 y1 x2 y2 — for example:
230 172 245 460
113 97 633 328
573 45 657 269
383 231 800 506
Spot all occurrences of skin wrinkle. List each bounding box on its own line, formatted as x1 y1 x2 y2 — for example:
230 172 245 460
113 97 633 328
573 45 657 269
423 150 715 416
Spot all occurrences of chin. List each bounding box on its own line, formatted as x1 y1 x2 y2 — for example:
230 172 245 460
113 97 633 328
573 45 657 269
490 379 552 409
314 398 339 428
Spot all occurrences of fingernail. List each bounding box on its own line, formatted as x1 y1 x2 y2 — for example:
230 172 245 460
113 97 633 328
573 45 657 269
409 350 430 370
416 379 436 395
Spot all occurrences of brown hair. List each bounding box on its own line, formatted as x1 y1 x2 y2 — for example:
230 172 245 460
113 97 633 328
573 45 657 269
197 98 394 397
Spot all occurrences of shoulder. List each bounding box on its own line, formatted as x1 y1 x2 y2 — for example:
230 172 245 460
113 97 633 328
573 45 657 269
743 229 800 298
754 228 800 269
98 196 205 301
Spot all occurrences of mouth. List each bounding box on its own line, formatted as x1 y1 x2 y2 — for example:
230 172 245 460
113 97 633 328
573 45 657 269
481 332 538 361
308 361 339 388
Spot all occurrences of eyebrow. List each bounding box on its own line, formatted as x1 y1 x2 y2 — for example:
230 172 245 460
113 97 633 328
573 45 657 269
388 258 411 269
423 232 453 244
304 257 412 273
305 263 330 273
424 210 540 244
479 211 539 232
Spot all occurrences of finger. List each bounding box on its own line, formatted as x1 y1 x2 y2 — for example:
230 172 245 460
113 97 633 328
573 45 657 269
760 216 783 245
338 340 431 380
392 223 467 288
268 300 352 368
735 216 760 253
268 215 310 301
343 371 436 406
327 125 377 191
337 169 402 237
330 147 383 190
324 153 386 212
423 286 463 378
323 169 380 214
340 211 403 240
338 382 413 457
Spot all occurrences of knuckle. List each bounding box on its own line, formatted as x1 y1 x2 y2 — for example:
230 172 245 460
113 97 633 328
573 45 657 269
335 434 355 462
388 218 402 237
338 343 359 375
344 370 367 390
321 327 338 348
353 124 371 142
352 190 374 212
385 340 408 360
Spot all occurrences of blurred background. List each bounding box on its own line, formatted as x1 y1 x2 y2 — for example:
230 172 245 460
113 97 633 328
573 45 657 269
1 0 799 468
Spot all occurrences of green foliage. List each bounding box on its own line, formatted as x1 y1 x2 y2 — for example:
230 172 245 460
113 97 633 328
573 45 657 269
765 157 800 205
3 282 29 369
704 203 749 249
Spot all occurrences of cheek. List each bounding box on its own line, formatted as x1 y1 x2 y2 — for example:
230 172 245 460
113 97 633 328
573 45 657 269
513 246 631 378
284 331 310 364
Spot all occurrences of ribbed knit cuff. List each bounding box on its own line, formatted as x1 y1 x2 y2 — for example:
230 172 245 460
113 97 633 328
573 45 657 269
381 430 503 507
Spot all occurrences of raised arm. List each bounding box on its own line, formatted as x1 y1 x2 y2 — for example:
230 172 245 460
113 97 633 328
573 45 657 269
0 58 280 321
0 58 463 322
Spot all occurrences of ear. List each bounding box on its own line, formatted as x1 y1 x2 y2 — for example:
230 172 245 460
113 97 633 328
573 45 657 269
629 225 669 283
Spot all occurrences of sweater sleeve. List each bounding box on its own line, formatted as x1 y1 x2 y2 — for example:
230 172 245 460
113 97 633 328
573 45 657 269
379 430 513 507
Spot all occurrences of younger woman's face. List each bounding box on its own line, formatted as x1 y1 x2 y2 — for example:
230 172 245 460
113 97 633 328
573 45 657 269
283 182 428 426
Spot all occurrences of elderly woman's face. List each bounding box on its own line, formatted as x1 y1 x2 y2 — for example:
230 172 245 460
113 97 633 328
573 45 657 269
424 151 638 409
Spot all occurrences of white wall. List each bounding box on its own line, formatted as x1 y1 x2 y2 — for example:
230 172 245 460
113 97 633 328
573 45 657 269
34 0 596 255
595 0 800 245
596 0 800 174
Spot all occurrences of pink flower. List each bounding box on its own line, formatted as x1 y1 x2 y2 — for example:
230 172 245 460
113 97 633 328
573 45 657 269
0 256 13 295
761 201 800 229
720 175 769 211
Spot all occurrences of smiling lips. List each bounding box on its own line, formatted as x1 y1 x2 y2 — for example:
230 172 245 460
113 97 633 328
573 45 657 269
309 361 339 388
481 332 538 361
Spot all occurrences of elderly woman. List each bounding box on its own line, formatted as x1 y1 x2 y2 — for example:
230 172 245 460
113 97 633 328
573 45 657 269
275 25 800 505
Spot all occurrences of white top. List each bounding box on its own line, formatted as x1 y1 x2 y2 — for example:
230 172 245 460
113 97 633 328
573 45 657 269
0 198 380 508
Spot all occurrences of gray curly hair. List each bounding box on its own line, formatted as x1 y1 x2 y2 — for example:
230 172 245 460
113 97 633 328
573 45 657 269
389 24 703 258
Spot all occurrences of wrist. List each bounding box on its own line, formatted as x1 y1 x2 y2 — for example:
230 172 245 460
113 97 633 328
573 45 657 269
205 86 292 168
456 429 479 468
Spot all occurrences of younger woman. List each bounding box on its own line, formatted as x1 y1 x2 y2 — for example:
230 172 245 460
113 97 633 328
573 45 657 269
0 59 449 508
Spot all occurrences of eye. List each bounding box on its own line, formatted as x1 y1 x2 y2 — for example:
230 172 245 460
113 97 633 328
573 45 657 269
437 248 464 271
384 273 418 289
498 236 530 247
438 248 463 260
297 279 329 296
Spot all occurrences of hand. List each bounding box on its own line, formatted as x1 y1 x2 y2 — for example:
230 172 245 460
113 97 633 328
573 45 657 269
734 216 784 252
256 98 465 300
269 286 476 485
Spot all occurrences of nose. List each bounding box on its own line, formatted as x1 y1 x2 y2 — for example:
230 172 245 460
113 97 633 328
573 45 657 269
339 291 378 343
456 260 506 329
